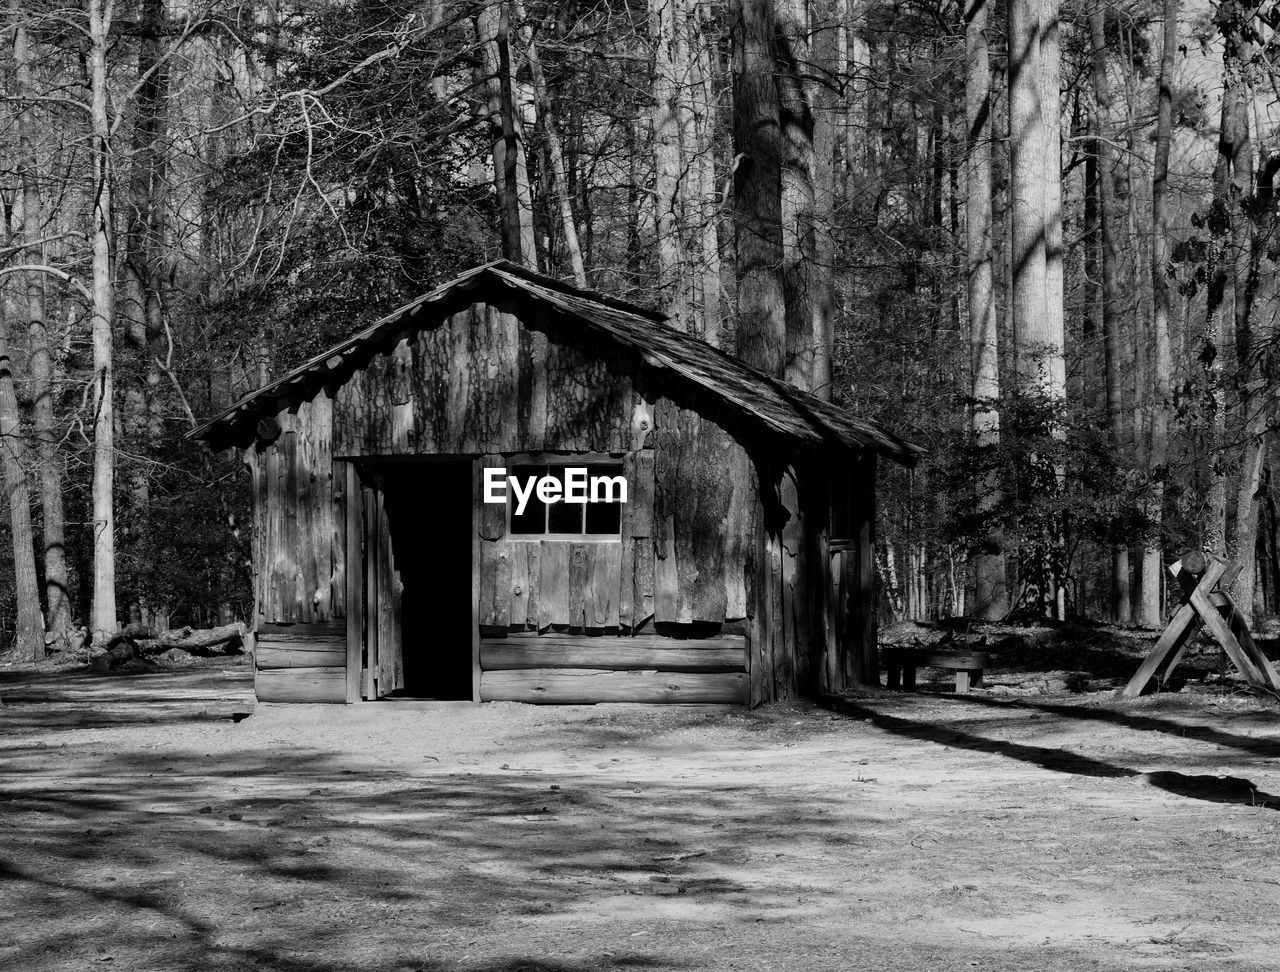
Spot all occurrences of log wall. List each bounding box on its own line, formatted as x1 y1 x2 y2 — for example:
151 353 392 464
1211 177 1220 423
254 621 347 703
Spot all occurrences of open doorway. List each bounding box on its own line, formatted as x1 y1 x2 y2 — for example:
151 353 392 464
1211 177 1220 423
382 460 474 700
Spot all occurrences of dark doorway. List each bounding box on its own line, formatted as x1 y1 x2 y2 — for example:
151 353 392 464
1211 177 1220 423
383 460 474 699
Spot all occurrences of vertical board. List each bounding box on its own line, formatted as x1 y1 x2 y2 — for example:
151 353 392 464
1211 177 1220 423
330 455 346 618
479 540 513 628
312 391 336 619
472 459 482 701
634 539 655 628
282 421 300 621
374 485 404 694
362 481 378 699
265 435 281 622
593 542 623 627
296 402 316 621
243 448 263 628
538 542 571 628
568 543 592 628
780 463 810 695
478 454 506 541
343 463 362 703
855 455 878 685
522 542 541 627
510 541 530 629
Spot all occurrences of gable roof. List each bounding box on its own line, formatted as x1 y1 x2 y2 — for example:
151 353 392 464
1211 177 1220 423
189 260 923 464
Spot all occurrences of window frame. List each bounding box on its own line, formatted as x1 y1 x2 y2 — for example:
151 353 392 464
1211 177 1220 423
503 454 626 543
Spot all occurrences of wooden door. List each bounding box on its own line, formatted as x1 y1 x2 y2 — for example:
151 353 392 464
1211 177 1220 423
359 467 405 699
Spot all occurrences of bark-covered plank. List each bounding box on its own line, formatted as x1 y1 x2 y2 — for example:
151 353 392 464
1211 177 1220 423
479 668 747 704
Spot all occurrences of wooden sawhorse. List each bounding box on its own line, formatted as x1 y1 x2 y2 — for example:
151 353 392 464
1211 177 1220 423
1119 552 1280 698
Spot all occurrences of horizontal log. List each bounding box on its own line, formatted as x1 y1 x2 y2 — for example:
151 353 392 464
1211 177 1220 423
258 623 345 642
479 668 747 704
481 637 745 672
493 631 746 650
255 644 346 669
255 666 347 703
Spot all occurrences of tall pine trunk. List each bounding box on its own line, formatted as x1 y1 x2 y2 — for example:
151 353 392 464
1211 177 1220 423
121 0 168 628
652 0 691 329
1221 6 1264 625
477 2 538 268
1088 2 1130 622
1142 0 1179 627
89 0 118 644
731 0 785 376
1008 0 1065 615
777 0 832 397
965 0 1007 618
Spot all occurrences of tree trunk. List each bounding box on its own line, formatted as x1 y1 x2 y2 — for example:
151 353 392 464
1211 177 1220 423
652 0 691 330
731 0 785 377
1222 6 1264 625
1038 0 1065 402
89 0 118 645
476 2 538 269
514 0 586 285
1007 0 1049 387
777 0 832 397
1142 0 1179 627
121 0 169 629
690 1 723 345
809 0 835 400
1008 0 1063 616
1088 1 1130 623
13 2 70 645
965 0 1007 619
0 316 46 660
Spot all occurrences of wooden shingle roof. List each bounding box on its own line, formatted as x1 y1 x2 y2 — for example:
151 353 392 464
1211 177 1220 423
190 260 923 464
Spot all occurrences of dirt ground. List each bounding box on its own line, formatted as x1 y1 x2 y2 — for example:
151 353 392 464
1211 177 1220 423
3 644 1280 971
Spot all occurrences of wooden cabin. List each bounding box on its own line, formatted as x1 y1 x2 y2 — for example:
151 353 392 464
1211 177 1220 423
192 261 922 706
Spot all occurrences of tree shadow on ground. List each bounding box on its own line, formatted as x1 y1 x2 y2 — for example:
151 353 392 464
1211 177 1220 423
0 737 840 972
824 696 1280 812
945 692 1280 759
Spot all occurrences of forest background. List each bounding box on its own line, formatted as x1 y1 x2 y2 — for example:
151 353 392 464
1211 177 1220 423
0 0 1274 656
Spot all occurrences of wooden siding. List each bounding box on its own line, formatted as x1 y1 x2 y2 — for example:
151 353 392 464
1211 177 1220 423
254 622 346 703
247 390 345 627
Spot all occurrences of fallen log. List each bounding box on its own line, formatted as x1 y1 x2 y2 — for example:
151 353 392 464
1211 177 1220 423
90 622 247 672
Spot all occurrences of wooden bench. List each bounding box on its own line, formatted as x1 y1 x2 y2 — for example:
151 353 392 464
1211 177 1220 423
885 647 989 694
